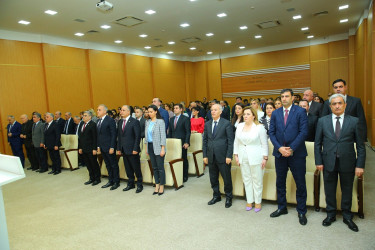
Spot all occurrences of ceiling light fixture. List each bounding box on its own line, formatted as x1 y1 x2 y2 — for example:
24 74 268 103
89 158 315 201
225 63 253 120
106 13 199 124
180 23 190 27
207 51 212 55
239 46 245 49
114 40 123 44
307 35 314 39
206 33 214 37
168 41 175 45
340 19 348 23
339 5 349 10
240 26 248 30
18 20 30 25
167 51 174 54
144 46 151 49
293 15 302 20
45 10 58 15
145 9 156 14
225 40 231 44
217 13 227 18
255 35 262 39
100 25 111 29
139 34 148 38
75 33 84 37
190 47 196 50
301 27 309 31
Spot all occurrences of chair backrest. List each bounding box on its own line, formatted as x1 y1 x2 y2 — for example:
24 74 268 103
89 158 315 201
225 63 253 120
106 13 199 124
68 135 78 149
60 134 70 149
305 141 316 172
165 138 182 162
188 133 202 152
140 139 149 160
265 139 275 169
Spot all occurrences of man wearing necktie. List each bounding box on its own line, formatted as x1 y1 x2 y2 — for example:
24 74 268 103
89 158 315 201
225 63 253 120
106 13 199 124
63 112 75 134
203 104 234 208
315 94 365 232
43 112 62 175
7 115 25 167
20 114 38 170
168 104 191 182
116 105 143 193
269 89 308 225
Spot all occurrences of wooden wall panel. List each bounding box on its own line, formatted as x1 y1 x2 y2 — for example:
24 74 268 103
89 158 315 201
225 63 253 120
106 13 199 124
328 40 349 85
89 50 127 110
310 44 330 98
354 21 366 107
207 60 222 100
193 61 208 101
126 54 153 106
366 7 374 144
184 61 195 103
43 45 91 114
153 58 186 104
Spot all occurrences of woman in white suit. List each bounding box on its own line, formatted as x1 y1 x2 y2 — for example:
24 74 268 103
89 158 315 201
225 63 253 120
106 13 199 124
234 107 268 212
145 105 167 195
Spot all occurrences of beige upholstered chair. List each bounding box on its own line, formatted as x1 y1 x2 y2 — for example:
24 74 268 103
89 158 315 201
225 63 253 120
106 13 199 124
62 135 79 171
158 138 184 190
286 141 319 208
187 133 204 177
57 134 69 167
218 157 245 197
262 139 277 201
140 139 153 183
118 156 127 180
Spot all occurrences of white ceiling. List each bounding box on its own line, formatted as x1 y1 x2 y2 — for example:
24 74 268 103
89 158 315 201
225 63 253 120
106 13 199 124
0 0 371 59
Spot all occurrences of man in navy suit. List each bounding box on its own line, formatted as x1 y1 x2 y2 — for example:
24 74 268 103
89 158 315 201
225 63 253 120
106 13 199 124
63 112 75 134
269 89 308 225
117 105 143 193
153 98 169 132
7 115 25 167
97 104 120 190
43 112 62 175
54 111 65 134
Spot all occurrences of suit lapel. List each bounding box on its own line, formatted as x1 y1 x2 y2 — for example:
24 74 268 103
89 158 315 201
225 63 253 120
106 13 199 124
338 115 350 141
326 116 336 141
285 105 296 129
213 119 223 138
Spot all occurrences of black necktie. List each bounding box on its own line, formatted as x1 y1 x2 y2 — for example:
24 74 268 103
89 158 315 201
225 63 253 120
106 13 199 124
32 123 36 132
212 121 218 137
335 117 341 139
45 123 49 131
97 118 102 130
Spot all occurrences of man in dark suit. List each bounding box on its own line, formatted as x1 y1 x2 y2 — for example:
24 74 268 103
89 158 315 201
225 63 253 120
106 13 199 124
322 79 367 141
269 89 308 225
315 94 365 232
32 112 47 172
135 107 146 139
97 104 120 190
63 112 75 134
54 111 65 133
303 89 323 117
74 116 85 167
203 104 234 208
168 104 191 182
43 112 62 175
20 114 38 170
116 105 143 193
7 115 25 167
152 98 169 132
78 110 101 186
299 100 318 142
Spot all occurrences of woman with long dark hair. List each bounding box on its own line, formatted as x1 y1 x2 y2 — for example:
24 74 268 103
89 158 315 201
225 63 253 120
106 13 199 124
231 103 245 131
259 103 276 136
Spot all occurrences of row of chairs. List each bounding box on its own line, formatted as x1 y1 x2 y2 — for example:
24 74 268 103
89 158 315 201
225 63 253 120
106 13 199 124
99 133 205 190
219 141 364 218
46 134 80 171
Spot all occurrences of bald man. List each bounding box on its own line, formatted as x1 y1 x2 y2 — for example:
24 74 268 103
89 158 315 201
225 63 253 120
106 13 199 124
303 89 323 117
20 114 38 170
203 104 234 208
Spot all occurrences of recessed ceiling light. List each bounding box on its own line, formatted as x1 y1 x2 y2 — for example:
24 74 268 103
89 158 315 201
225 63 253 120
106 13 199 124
100 25 111 29
339 5 349 10
45 10 57 15
180 23 190 27
167 51 174 54
207 51 212 55
139 34 148 38
239 26 248 30
301 27 309 31
114 40 123 44
145 9 156 14
307 35 314 39
206 33 214 37
239 46 245 49
225 40 231 44
340 19 348 23
75 33 84 37
168 41 175 45
18 20 30 25
190 47 196 50
190 0 197 2
144 46 151 49
217 13 227 17
255 35 262 39
293 15 302 20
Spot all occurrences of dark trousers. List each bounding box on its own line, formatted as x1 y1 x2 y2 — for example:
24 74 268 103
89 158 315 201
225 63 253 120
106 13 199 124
148 143 165 185
47 148 61 172
122 153 143 187
25 143 38 169
323 158 355 220
208 155 233 199
82 152 101 181
35 147 47 171
275 156 307 214
101 150 119 183
10 143 25 167
182 147 188 179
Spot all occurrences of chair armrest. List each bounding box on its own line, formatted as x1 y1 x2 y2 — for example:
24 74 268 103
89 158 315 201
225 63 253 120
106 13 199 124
192 150 203 157
192 150 203 176
169 158 184 165
64 149 78 153
168 158 184 190
59 148 65 150
313 169 320 211
357 175 364 218
63 149 79 171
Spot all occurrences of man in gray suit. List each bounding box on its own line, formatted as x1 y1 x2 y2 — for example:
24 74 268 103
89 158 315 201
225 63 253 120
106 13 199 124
315 94 366 232
32 112 48 173
203 104 234 208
